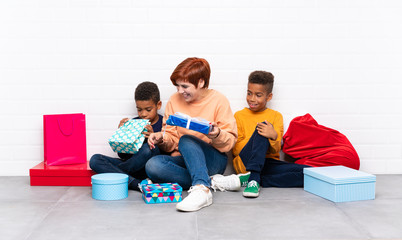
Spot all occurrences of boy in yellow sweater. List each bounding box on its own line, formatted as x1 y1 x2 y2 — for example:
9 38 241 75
232 71 310 197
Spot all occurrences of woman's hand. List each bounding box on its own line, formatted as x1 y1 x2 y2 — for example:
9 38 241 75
207 122 221 139
118 118 129 128
257 121 277 140
148 132 163 149
142 125 154 138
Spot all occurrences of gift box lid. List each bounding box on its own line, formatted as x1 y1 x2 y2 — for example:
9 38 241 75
30 161 95 177
91 173 128 185
108 119 149 142
303 166 376 184
141 183 182 193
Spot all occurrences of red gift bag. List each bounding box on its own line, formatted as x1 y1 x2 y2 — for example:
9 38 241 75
43 113 87 166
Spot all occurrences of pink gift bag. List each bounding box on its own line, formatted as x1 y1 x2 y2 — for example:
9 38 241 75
43 113 87 166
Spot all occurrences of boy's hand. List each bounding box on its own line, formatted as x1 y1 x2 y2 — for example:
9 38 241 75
118 118 129 128
257 121 278 140
207 122 221 139
148 132 163 149
142 125 154 138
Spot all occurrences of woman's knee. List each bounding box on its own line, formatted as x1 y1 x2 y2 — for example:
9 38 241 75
178 134 200 148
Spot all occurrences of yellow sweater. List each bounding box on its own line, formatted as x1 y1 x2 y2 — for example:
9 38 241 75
160 90 238 155
232 107 284 174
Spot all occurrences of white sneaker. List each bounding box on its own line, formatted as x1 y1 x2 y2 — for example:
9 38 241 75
210 174 241 192
176 185 213 212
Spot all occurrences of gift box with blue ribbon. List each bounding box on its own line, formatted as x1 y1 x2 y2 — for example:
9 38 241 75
166 113 212 134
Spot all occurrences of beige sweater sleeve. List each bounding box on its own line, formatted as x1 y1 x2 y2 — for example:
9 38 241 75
209 94 238 153
157 99 179 153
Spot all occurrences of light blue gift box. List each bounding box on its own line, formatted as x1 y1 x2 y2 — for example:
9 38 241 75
303 166 376 202
108 119 149 154
92 173 128 201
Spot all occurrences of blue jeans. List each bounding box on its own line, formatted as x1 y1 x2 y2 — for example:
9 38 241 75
89 143 160 188
145 135 228 190
239 125 311 188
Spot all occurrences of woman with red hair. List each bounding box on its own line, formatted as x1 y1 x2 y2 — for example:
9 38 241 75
146 57 238 212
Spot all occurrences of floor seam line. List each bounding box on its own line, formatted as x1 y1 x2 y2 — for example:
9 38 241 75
23 187 69 240
336 204 373 239
23 201 61 240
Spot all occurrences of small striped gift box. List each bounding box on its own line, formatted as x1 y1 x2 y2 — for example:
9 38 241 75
303 166 376 202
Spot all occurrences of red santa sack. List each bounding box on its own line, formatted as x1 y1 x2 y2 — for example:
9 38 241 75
282 113 360 170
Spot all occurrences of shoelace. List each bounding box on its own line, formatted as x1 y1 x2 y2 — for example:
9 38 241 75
210 178 227 192
188 185 208 193
188 186 197 193
248 181 258 188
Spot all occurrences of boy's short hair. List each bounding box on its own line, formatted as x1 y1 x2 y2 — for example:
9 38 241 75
248 71 274 94
134 81 160 104
170 57 210 89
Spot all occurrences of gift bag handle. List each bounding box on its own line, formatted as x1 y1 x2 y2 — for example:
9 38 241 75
57 118 74 136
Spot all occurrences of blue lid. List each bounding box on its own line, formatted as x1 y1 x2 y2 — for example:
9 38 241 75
141 183 182 193
91 173 128 185
303 166 376 184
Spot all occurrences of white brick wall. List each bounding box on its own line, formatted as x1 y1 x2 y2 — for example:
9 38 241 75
1 0 401 175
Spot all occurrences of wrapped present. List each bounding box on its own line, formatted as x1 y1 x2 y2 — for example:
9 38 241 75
141 183 182 204
166 112 212 134
92 173 129 201
30 161 95 186
304 166 376 202
108 119 149 154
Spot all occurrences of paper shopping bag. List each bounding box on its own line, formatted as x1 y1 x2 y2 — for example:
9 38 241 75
43 113 87 166
108 119 149 154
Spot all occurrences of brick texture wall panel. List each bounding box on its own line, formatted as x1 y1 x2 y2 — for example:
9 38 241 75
1 1 401 175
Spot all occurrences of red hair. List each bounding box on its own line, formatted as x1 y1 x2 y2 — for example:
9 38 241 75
170 57 211 88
